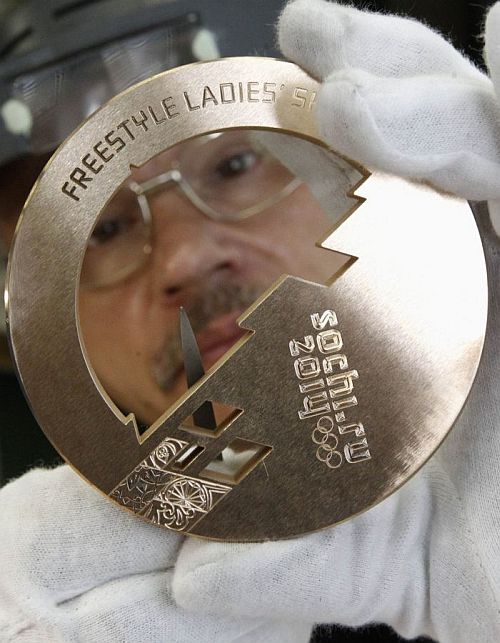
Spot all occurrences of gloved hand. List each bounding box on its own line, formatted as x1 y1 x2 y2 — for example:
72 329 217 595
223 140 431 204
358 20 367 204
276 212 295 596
172 3 500 642
277 0 500 230
277 0 500 235
0 466 313 642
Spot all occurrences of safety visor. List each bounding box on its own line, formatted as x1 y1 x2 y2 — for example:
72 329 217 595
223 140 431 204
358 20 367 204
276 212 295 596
0 14 217 162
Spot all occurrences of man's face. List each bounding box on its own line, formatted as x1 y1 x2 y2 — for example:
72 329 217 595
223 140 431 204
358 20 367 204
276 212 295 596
2 133 346 427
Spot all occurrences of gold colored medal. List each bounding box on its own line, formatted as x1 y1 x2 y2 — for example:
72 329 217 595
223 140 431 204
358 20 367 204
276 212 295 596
6 58 487 540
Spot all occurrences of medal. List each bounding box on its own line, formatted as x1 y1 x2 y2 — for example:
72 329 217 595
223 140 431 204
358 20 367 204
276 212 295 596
6 58 487 540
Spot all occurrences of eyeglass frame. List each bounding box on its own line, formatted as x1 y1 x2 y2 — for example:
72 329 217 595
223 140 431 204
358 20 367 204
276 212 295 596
82 134 304 288
129 161 303 226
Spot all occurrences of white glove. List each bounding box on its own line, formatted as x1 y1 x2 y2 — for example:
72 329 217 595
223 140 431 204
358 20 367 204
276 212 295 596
278 0 500 234
172 3 500 642
0 466 313 642
279 0 500 205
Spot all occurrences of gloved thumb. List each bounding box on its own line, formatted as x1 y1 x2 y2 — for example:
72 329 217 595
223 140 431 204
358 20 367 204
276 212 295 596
0 466 182 606
172 458 497 643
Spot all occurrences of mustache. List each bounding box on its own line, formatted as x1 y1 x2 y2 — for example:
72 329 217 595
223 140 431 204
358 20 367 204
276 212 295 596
152 282 263 391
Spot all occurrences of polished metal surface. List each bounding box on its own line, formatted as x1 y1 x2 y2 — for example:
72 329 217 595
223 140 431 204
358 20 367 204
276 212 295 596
180 307 217 431
6 58 488 540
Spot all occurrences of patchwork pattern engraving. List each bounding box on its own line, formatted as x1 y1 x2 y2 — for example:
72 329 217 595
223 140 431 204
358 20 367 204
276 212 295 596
141 474 231 531
110 437 188 511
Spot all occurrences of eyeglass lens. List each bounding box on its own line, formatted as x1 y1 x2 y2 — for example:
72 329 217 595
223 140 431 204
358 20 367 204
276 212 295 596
80 131 298 288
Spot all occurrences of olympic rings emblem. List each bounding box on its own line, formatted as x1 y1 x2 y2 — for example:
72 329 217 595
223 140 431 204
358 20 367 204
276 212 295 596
311 415 343 469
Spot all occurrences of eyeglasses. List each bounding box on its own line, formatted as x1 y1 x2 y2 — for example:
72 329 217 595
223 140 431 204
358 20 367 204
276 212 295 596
80 131 302 289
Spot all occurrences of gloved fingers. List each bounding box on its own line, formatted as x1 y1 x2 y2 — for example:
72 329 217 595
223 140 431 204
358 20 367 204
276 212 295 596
0 466 182 604
278 0 483 83
0 468 312 642
55 571 312 643
315 68 500 200
173 471 433 634
172 462 497 642
484 3 500 100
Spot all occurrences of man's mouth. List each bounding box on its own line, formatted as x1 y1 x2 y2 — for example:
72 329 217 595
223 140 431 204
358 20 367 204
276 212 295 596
195 310 246 370
153 282 264 392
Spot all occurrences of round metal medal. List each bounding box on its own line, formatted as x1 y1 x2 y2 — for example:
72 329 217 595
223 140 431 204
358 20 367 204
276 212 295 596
6 58 487 541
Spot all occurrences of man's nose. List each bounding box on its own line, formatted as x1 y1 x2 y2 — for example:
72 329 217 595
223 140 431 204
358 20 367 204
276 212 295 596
149 194 243 304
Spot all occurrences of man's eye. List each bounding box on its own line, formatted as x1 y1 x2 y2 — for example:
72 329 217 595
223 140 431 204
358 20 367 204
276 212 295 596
89 216 132 246
215 150 259 179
